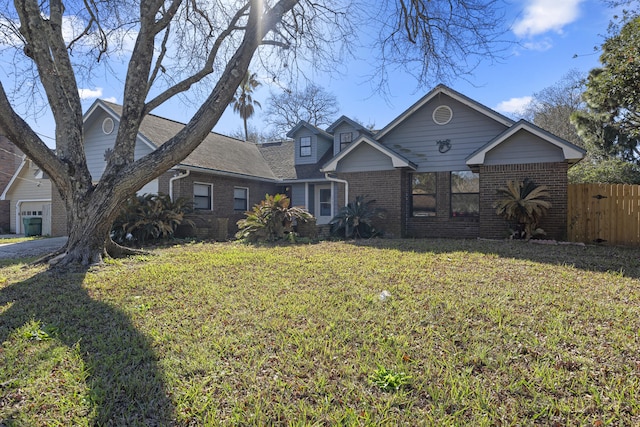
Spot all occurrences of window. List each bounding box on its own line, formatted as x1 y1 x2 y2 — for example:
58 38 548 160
319 188 332 217
411 173 437 217
300 136 311 157
339 132 352 151
451 171 479 217
234 187 248 211
193 183 212 210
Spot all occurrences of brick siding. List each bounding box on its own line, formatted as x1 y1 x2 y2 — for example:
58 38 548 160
173 171 278 239
0 200 10 233
479 162 568 240
336 170 404 238
50 186 68 237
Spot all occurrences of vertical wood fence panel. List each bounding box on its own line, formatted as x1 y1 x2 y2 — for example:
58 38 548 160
567 183 640 246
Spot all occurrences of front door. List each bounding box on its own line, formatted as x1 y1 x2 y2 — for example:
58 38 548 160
315 185 332 225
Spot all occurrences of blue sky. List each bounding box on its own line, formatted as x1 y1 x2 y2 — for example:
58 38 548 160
11 0 619 146
202 0 616 137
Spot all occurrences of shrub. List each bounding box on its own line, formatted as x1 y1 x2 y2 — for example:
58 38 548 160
494 179 551 240
236 193 313 242
111 193 194 246
568 158 640 184
329 195 385 239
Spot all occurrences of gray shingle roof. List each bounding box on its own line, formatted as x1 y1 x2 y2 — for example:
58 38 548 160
102 101 277 180
257 140 329 181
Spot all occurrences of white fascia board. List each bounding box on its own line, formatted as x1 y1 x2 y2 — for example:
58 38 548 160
321 136 416 172
0 158 27 200
466 122 587 166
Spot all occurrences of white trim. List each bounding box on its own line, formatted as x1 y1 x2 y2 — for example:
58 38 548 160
102 117 115 134
432 105 453 125
321 135 416 172
0 158 27 200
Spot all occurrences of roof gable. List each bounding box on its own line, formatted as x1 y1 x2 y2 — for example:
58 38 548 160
326 115 373 135
466 120 587 166
286 120 333 140
321 135 417 172
375 84 514 140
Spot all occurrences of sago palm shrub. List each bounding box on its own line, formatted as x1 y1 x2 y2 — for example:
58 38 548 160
494 178 551 240
236 194 313 242
329 195 386 239
111 194 194 246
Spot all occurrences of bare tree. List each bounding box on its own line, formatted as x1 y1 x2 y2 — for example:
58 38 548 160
0 0 508 267
522 70 586 147
265 84 339 136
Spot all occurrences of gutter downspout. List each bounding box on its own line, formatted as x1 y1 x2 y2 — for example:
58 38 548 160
169 170 190 201
324 172 349 208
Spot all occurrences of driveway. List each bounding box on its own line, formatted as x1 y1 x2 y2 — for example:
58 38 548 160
0 236 68 259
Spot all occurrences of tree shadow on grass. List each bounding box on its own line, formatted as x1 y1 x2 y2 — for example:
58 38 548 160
349 238 640 279
0 267 175 425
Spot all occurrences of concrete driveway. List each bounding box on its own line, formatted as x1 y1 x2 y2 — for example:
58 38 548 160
0 236 68 259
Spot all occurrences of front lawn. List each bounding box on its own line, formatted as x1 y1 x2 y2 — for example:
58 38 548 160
0 239 638 425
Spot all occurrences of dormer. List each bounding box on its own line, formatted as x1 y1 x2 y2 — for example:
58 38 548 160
286 121 333 165
326 116 374 156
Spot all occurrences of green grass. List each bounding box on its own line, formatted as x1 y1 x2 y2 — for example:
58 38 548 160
0 236 36 244
1 239 639 426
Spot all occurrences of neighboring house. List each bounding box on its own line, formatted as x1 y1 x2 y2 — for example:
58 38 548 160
3 84 586 240
0 157 52 235
0 130 35 234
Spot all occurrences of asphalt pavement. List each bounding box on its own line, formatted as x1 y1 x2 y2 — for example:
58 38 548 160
0 236 68 259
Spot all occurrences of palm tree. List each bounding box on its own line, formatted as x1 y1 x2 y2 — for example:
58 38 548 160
494 178 552 239
231 71 261 141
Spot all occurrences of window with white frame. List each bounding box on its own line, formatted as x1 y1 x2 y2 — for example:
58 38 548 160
193 182 213 210
234 187 249 211
339 132 352 151
451 171 479 217
300 136 312 157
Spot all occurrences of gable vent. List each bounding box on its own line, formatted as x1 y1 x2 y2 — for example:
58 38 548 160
432 105 453 125
102 117 115 135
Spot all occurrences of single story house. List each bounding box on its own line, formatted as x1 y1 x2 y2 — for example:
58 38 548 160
1 85 586 240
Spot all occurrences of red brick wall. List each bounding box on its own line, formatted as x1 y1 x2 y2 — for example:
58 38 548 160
336 170 404 238
479 162 568 240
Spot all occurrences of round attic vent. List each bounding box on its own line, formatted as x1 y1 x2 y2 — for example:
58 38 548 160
432 105 453 125
102 117 115 135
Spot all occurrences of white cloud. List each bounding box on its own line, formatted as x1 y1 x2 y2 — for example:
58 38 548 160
103 97 118 103
513 0 584 38
495 96 533 115
78 87 103 100
522 38 554 52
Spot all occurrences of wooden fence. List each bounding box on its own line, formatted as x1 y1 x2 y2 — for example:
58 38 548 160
567 183 640 246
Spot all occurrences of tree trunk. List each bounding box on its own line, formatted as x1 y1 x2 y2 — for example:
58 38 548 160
51 190 130 267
